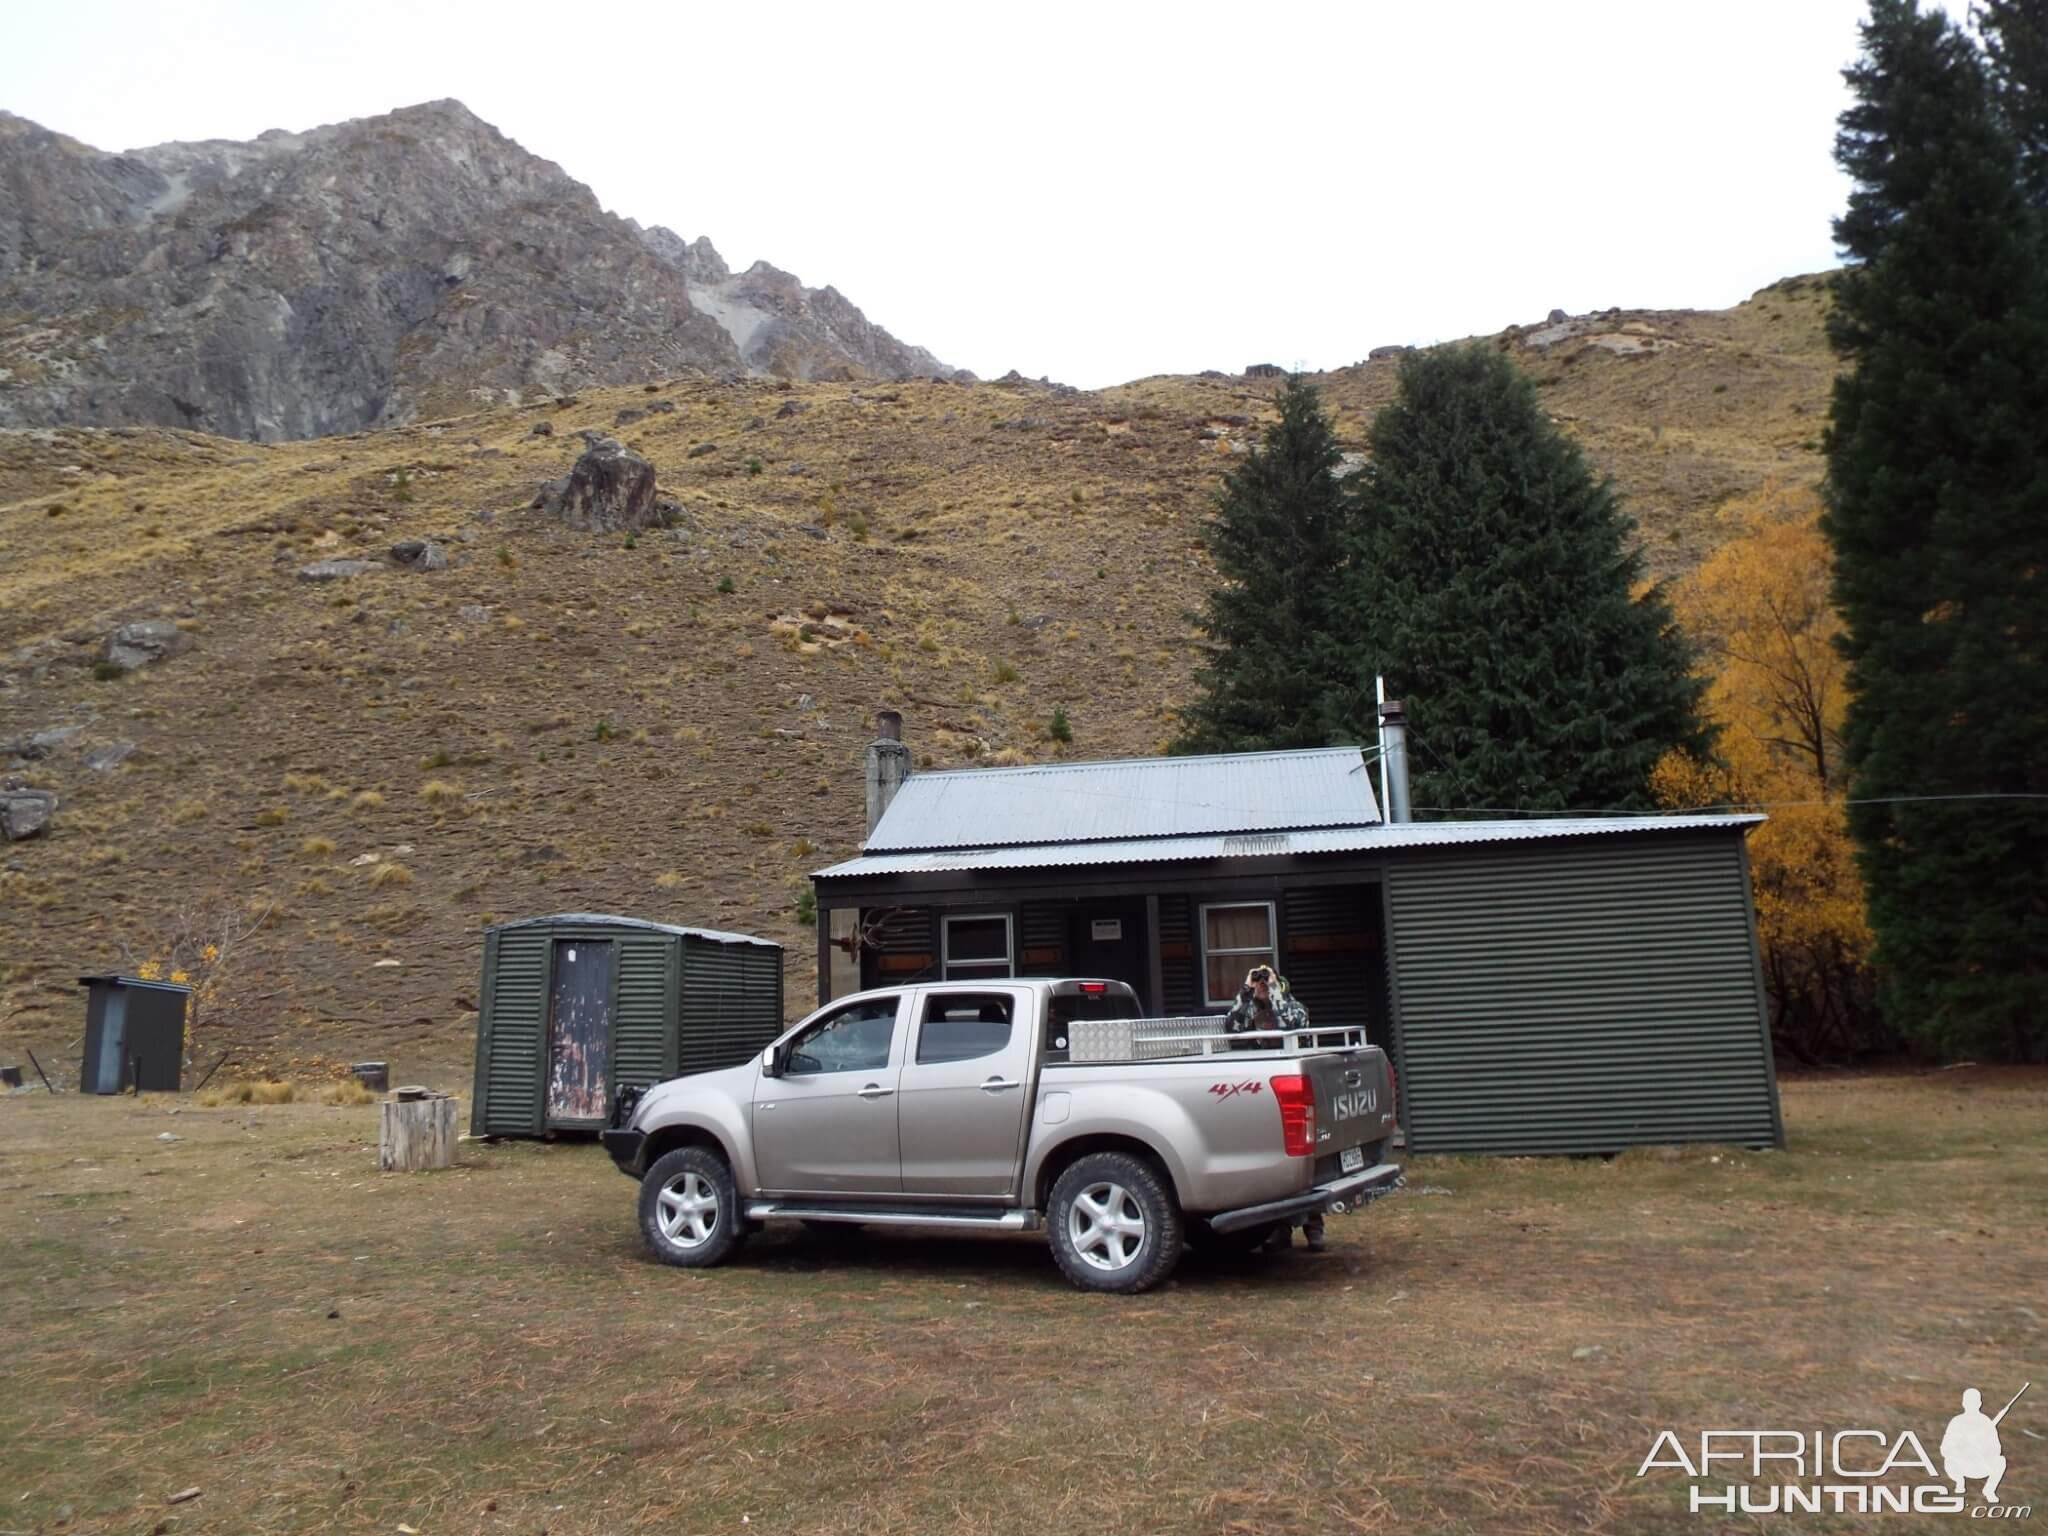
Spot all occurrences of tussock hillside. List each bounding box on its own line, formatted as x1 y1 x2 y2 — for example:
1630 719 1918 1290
0 278 1834 1079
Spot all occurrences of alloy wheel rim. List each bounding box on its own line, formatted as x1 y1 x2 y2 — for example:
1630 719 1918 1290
656 1170 719 1248
1068 1180 1145 1271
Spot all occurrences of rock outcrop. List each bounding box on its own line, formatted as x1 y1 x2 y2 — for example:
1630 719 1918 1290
101 619 192 672
0 784 56 841
645 237 965 383
533 434 660 532
0 101 955 440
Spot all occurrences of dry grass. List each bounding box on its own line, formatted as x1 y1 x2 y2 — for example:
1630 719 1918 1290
197 1077 296 1105
367 861 413 889
0 288 1837 1073
318 1077 376 1106
0 1069 2040 1534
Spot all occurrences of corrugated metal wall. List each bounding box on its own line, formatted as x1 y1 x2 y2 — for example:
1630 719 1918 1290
474 925 550 1135
680 936 785 1076
1018 901 1066 975
1384 832 1781 1155
1158 895 1200 1015
613 934 677 1091
1281 884 1382 1044
860 906 938 990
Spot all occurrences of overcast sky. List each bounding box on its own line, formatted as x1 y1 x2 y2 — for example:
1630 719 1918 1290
3 0 1882 388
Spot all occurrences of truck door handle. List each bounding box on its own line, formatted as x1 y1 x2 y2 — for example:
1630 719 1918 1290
857 1084 894 1099
979 1077 1022 1092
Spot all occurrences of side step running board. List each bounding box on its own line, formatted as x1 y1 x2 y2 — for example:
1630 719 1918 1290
746 1202 1038 1232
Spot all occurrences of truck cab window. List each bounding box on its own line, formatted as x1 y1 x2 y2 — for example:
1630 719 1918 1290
786 999 898 1075
917 993 1014 1064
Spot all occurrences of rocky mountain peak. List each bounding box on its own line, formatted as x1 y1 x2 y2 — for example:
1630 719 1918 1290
0 101 956 440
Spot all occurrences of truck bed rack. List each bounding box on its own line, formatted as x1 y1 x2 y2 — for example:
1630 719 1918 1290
1062 1016 1367 1063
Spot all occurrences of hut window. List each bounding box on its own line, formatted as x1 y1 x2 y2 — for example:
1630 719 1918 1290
942 913 1013 980
1199 901 1277 1007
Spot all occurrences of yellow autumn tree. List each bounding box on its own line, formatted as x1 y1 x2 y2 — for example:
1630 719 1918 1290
1652 482 1882 1060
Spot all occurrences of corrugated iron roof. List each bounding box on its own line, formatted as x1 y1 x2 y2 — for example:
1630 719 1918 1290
815 814 1763 879
485 913 781 949
863 746 1381 853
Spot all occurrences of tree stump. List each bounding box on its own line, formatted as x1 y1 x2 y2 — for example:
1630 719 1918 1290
379 1093 457 1172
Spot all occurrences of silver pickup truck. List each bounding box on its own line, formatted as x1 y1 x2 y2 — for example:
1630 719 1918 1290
601 977 1400 1292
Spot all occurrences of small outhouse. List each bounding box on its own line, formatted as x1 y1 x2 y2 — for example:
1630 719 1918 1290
469 914 784 1137
78 975 190 1094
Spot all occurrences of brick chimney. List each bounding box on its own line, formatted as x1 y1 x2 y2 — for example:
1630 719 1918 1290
865 709 911 837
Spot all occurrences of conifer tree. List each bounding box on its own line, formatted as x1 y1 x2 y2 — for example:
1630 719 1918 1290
1976 0 2048 206
1176 377 1356 752
1342 344 1711 814
1825 0 2048 1058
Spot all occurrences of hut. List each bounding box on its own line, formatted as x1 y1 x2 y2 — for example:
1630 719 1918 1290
810 713 1783 1157
469 914 783 1137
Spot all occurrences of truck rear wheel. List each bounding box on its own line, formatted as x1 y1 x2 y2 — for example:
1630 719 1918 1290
639 1147 747 1269
1047 1151 1182 1294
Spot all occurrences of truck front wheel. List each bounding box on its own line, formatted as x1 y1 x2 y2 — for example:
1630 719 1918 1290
1047 1152 1183 1294
639 1147 747 1269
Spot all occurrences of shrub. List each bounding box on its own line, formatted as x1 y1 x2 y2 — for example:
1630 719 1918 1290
992 661 1019 685
796 888 818 926
420 779 460 805
418 750 452 771
92 660 124 682
716 575 735 595
591 718 615 742
1049 707 1074 744
746 456 764 476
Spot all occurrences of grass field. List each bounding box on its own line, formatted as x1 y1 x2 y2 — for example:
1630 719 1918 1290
3 1067 2042 1535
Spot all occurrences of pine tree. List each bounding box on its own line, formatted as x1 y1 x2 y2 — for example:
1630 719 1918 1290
1343 344 1711 815
1976 0 2048 207
1825 0 2048 1059
1176 377 1357 752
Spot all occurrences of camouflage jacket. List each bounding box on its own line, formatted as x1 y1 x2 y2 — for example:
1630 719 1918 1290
1224 981 1310 1036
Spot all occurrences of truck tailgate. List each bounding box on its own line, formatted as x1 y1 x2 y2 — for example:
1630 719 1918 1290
1303 1050 1396 1167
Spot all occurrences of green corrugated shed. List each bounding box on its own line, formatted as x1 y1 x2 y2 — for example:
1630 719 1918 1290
469 914 783 1137
1383 828 1782 1155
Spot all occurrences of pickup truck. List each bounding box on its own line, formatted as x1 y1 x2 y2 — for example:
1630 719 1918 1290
601 977 1401 1292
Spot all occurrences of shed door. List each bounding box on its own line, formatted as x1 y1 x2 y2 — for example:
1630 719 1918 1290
546 939 614 1124
92 990 128 1094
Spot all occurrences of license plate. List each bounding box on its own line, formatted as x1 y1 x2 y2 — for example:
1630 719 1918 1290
1340 1145 1365 1174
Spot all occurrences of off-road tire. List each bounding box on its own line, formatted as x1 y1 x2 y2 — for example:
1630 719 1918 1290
638 1147 747 1268
1187 1218 1282 1257
1047 1151 1183 1294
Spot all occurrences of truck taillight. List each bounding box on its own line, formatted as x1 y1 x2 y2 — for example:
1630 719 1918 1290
1269 1074 1317 1157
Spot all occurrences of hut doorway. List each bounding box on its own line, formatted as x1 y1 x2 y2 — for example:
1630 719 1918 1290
546 938 614 1126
